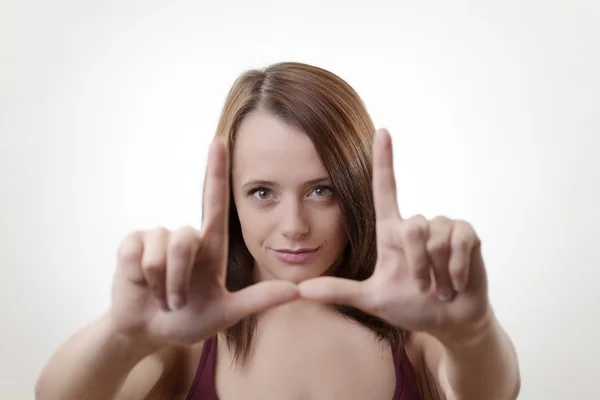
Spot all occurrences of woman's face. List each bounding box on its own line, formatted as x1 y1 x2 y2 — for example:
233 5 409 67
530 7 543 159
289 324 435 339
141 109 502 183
231 109 347 284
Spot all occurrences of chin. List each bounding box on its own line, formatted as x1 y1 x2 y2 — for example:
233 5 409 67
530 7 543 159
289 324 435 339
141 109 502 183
280 269 322 284
258 261 329 284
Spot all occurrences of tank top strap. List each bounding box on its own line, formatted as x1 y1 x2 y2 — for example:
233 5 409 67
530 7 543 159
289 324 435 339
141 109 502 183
185 336 219 400
391 340 423 400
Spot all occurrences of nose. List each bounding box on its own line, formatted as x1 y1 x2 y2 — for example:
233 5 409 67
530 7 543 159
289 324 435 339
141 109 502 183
280 200 310 240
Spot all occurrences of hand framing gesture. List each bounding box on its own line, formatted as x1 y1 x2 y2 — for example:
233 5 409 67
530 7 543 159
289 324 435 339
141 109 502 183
110 138 299 348
299 129 490 336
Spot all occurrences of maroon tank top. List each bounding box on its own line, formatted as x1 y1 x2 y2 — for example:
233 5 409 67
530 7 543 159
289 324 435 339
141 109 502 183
185 336 422 400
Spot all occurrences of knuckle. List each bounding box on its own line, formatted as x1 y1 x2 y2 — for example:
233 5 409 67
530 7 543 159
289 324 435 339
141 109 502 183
117 247 142 265
149 226 169 237
141 255 165 272
452 220 477 249
176 225 198 237
456 219 477 236
117 231 143 263
169 234 194 259
427 238 448 255
411 213 427 222
409 214 428 226
141 228 169 272
452 235 471 252
401 220 425 241
431 215 452 226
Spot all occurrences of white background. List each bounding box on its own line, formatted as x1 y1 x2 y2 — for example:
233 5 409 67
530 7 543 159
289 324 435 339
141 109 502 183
2 0 599 398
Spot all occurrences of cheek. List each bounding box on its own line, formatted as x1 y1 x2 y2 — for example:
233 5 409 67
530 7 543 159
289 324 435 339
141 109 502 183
317 208 347 247
235 203 269 247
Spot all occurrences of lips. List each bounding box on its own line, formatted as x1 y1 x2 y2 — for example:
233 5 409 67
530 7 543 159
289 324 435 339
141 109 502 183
271 248 318 263
276 248 316 253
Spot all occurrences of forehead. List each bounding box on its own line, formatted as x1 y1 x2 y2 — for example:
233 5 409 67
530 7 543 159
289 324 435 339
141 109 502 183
232 110 328 180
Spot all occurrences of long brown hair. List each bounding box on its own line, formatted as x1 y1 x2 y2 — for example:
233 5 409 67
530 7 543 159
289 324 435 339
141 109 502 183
212 61 404 362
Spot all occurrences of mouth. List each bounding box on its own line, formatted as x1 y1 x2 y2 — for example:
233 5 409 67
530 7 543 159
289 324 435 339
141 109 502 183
271 248 318 264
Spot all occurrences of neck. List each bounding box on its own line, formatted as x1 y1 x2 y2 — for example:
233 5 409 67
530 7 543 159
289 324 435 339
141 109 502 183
258 299 331 324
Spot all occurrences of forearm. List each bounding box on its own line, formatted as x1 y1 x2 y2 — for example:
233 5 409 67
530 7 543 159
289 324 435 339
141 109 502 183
435 309 520 400
35 311 158 400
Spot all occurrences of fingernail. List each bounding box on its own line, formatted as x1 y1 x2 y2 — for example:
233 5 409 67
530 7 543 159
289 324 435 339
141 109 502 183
168 294 184 311
438 289 454 302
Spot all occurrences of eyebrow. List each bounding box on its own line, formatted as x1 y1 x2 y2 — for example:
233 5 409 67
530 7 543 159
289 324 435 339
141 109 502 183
242 176 331 189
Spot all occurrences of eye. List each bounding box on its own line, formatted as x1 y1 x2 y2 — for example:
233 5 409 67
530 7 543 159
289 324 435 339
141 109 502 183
312 186 333 197
248 188 272 200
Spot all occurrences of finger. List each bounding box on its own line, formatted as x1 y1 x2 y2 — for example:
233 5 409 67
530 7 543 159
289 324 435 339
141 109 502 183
116 230 145 284
469 239 488 294
215 281 300 328
427 216 454 301
298 277 373 312
141 227 169 310
448 220 477 292
400 215 431 291
372 128 402 222
201 137 230 246
166 226 202 311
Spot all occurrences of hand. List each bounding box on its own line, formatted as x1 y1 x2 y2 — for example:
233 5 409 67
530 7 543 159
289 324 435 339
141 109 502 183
110 138 299 348
298 129 490 337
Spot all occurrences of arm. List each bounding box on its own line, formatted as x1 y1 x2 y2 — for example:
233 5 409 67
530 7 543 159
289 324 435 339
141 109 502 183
416 306 520 400
35 311 177 400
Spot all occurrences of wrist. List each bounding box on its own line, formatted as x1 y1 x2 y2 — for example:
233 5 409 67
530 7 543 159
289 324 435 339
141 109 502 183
427 305 520 400
430 302 495 350
103 311 163 358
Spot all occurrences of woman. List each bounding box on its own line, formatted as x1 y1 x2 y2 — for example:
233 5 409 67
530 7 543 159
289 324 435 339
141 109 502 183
36 62 520 399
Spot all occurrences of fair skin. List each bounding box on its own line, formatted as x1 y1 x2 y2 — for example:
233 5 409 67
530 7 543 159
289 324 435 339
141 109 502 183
35 110 520 400
209 110 399 399
232 109 347 285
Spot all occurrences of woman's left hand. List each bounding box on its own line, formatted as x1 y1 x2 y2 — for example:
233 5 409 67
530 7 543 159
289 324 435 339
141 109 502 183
298 129 491 337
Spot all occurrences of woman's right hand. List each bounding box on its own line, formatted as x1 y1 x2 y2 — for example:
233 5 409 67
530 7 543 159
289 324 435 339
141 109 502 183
109 137 299 349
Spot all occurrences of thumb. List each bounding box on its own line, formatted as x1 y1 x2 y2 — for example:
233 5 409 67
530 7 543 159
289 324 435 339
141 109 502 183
298 277 372 311
216 281 300 327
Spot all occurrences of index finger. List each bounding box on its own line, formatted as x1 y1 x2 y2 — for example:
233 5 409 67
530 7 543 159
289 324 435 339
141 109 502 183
372 128 402 221
201 136 230 237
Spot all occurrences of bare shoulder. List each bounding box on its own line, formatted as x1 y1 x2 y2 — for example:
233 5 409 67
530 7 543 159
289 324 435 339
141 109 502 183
403 332 444 400
115 341 204 400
